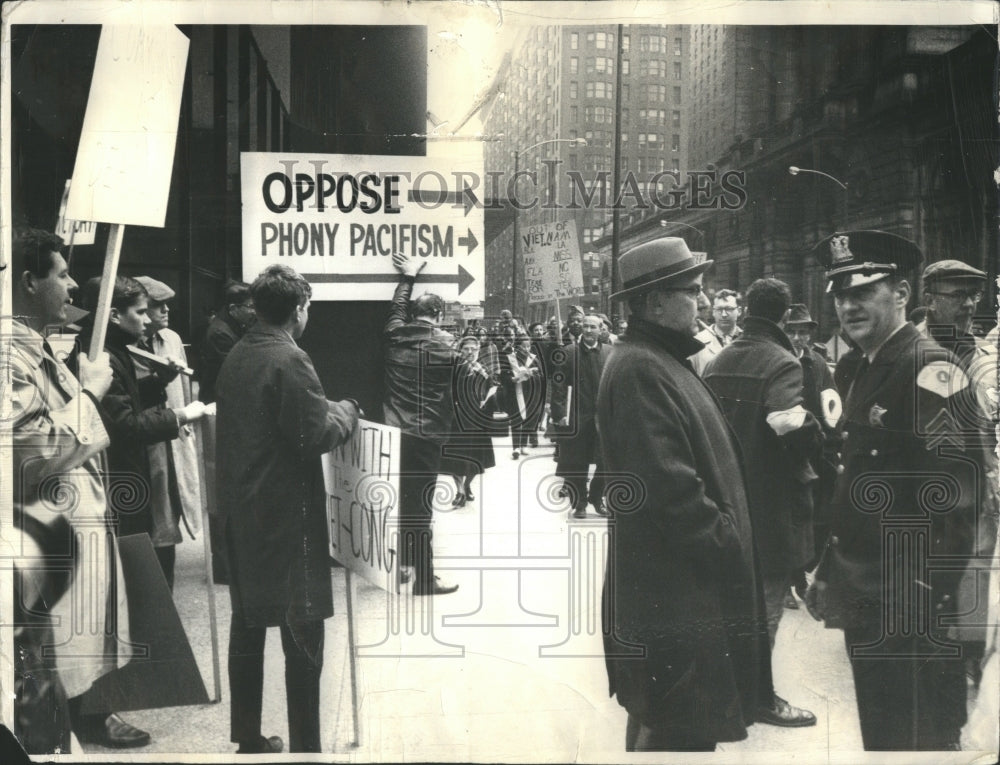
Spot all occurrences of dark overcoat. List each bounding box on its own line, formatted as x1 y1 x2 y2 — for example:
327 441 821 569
72 324 180 538
703 317 823 575
551 339 611 471
216 324 358 627
597 318 772 743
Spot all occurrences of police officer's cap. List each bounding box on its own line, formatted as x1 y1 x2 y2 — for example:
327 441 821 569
921 259 986 284
812 230 922 293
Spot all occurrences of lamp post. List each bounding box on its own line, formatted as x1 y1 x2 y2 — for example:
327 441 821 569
511 137 587 317
788 165 849 228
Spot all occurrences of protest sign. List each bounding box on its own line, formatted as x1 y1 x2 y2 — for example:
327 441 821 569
522 219 584 304
241 152 485 301
322 419 402 590
54 180 97 246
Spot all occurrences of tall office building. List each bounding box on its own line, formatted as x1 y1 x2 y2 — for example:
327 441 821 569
483 24 690 320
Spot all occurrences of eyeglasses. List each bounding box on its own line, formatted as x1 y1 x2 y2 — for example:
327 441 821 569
928 289 984 303
662 285 704 298
713 305 739 313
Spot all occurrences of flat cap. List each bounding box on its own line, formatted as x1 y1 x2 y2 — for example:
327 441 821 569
135 276 175 302
921 259 987 283
812 230 922 293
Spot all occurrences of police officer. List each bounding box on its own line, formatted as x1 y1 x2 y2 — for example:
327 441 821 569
805 231 988 750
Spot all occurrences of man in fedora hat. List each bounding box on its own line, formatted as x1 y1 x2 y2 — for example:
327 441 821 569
703 278 820 728
596 237 774 750
805 230 988 750
918 259 998 690
785 303 843 577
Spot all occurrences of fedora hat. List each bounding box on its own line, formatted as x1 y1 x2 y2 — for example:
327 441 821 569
785 303 817 329
611 237 713 301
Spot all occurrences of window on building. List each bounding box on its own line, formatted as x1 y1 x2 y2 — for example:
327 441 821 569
674 61 682 80
672 158 680 172
674 86 682 102
570 57 578 74
571 32 579 49
674 37 682 55
622 84 629 99
672 134 680 151
570 81 578 98
622 59 630 75
571 105 578 122
623 34 630 51
672 110 681 127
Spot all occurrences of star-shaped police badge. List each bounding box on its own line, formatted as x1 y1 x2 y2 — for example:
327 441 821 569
869 403 887 427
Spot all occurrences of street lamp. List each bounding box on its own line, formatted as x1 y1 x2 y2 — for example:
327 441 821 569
511 137 587 316
788 165 849 227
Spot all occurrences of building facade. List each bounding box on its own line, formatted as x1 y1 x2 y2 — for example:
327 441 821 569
483 24 690 323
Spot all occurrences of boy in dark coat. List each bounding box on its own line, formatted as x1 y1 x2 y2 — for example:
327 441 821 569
216 265 359 753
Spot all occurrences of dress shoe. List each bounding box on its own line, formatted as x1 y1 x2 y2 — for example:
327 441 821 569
571 507 587 519
464 489 475 501
76 713 151 748
593 502 610 517
413 575 459 595
237 734 284 754
756 695 816 727
452 492 466 508
556 485 570 499
395 565 413 592
512 450 520 460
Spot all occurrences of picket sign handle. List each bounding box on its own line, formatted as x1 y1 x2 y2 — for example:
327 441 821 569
87 223 125 361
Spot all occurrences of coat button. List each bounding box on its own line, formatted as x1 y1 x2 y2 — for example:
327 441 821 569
80 433 90 444
841 431 849 440
870 449 879 456
836 464 845 475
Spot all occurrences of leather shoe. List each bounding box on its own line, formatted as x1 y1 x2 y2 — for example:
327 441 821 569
593 502 610 517
757 695 816 727
464 489 475 501
78 713 151 748
237 734 284 754
571 507 587 519
413 575 459 595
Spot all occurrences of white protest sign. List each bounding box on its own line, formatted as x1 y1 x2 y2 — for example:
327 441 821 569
522 219 584 304
241 152 485 301
66 26 190 227
54 180 97 245
322 419 402 590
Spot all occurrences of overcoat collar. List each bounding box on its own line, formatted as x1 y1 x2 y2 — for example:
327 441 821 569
624 317 705 360
739 316 795 354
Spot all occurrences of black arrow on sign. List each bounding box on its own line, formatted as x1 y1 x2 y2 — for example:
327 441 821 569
458 228 478 255
407 183 480 217
301 265 476 295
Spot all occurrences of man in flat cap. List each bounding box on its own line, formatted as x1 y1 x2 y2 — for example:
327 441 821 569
918 260 998 690
805 231 989 750
133 276 204 590
597 237 773 751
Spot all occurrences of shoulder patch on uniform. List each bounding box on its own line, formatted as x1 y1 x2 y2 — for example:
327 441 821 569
916 360 969 398
820 387 842 428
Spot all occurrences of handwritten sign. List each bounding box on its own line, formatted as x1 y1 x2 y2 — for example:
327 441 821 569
54 180 97 246
522 219 584 304
322 419 401 590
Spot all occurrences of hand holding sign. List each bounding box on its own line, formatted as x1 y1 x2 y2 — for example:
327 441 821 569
393 250 427 278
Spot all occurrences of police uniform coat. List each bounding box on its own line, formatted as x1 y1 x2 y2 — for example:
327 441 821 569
703 317 822 575
815 323 986 748
216 324 358 626
597 318 773 743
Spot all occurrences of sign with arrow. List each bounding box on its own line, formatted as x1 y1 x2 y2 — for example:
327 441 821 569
241 152 485 301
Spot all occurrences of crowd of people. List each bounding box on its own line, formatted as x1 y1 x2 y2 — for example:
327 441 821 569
8 222 998 755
